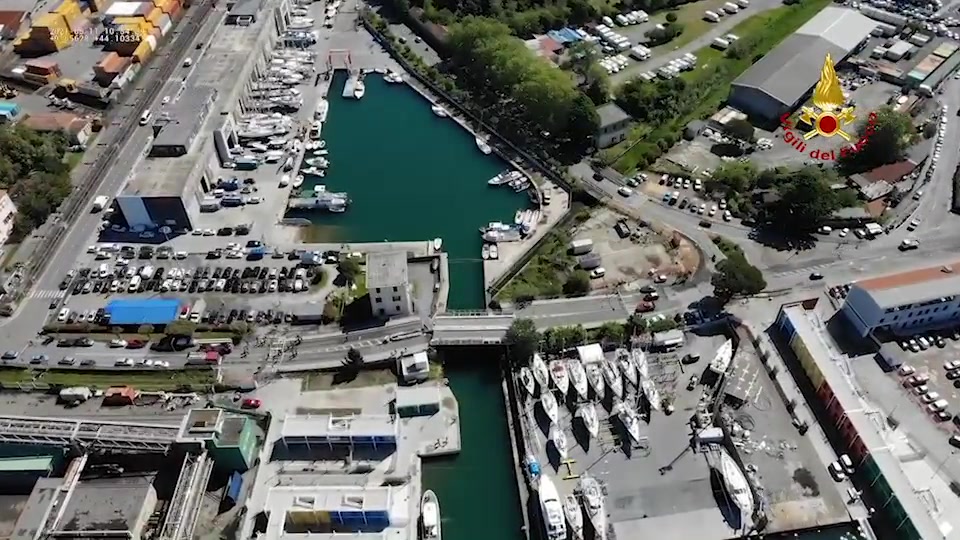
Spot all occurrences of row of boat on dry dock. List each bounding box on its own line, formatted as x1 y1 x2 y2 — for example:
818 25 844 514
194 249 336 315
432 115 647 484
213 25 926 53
537 471 608 540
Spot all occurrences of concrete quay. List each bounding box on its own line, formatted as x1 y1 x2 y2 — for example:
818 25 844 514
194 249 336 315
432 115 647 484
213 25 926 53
290 240 436 257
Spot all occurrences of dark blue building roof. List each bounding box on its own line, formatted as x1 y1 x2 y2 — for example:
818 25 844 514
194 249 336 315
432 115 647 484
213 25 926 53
105 299 181 325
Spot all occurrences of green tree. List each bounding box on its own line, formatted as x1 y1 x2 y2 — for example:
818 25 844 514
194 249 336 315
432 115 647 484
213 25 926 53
322 299 342 324
665 12 678 22
595 322 625 344
543 325 587 354
505 318 540 367
837 107 913 174
137 324 154 335
338 257 362 283
711 256 766 303
647 318 679 333
725 118 755 142
761 167 840 234
705 160 757 195
563 270 591 296
165 320 197 336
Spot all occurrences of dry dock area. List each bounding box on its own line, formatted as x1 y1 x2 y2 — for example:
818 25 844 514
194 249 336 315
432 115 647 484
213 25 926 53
516 333 859 540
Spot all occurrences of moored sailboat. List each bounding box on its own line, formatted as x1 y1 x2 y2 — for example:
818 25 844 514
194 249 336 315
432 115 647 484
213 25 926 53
541 392 559 425
532 353 549 391
578 402 599 440
564 494 584 540
567 359 589 400
579 474 607 540
519 367 536 397
549 360 570 398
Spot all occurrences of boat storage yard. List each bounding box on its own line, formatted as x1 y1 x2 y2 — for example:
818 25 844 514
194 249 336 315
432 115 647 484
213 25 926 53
516 330 871 540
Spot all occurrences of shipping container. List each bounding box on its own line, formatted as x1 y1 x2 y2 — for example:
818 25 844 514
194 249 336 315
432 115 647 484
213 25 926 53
914 54 945 76
150 27 161 41
133 40 151 62
54 0 83 22
933 42 958 59
147 6 164 23
159 17 172 35
25 58 61 75
154 13 170 31
144 34 157 50
68 16 90 35
167 1 182 19
104 1 141 16
95 52 127 73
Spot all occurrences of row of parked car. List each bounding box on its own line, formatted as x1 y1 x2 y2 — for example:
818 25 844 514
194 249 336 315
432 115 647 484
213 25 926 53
899 365 954 422
897 328 960 353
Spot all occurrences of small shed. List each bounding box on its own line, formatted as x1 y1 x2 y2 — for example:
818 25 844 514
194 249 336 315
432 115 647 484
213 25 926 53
395 385 442 418
576 344 604 364
652 329 684 349
398 351 430 384
102 385 138 406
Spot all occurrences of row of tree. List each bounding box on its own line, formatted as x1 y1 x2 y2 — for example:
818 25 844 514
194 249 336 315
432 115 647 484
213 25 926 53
446 17 600 157
0 125 73 242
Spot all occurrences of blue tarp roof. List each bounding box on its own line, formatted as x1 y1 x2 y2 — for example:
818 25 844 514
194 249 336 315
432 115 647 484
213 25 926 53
559 28 582 42
547 30 571 44
105 299 181 325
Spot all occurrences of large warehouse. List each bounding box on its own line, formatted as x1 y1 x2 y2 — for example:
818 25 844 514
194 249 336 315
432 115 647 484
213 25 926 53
728 7 878 122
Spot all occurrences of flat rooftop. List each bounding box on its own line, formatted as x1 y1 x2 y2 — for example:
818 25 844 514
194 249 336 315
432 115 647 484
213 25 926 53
122 12 269 199
263 485 410 540
10 478 61 540
853 260 960 309
219 416 248 445
366 252 409 289
56 475 155 533
280 414 398 439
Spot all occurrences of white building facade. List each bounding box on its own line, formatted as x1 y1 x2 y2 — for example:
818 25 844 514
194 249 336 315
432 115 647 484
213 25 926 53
0 190 17 247
366 251 413 318
841 262 960 337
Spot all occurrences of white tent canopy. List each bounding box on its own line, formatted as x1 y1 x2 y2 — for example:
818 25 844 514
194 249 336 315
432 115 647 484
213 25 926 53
576 344 604 364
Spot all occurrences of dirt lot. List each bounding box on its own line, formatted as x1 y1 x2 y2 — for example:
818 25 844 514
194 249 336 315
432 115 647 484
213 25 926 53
573 208 696 290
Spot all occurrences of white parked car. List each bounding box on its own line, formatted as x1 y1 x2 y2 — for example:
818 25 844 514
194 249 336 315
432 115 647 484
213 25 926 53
109 339 127 348
617 186 633 197
944 360 960 371
590 267 606 279
898 363 914 375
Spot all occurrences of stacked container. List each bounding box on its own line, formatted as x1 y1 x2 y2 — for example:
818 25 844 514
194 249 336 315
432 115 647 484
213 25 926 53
53 0 86 34
93 52 131 86
13 13 73 55
21 59 62 85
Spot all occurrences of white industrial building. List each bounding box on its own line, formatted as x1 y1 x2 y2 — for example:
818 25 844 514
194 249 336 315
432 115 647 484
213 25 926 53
841 261 960 337
0 190 17 248
366 252 413 318
262 485 411 538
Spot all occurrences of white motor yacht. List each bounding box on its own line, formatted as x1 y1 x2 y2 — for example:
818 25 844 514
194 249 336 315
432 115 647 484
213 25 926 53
549 424 568 461
520 367 537 397
314 98 329 122
481 244 490 260
540 392 559 425
353 80 365 99
431 104 448 117
476 135 493 154
539 475 567 540
567 360 589 400
718 448 754 528
291 175 304 188
602 360 623 400
514 210 523 225
488 170 515 186
564 495 585 540
577 403 599 440
549 360 570 398
433 238 443 252
617 350 638 388
489 244 499 259
617 403 642 444
420 490 441 540
710 339 734 375
585 362 605 400
532 353 549 391
579 475 607 540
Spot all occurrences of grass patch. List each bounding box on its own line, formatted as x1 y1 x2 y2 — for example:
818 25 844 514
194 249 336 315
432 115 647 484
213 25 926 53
0 367 216 391
496 230 575 301
712 236 745 258
607 0 833 173
650 0 733 52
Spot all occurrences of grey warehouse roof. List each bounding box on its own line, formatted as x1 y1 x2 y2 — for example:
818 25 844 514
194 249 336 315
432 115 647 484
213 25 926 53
152 86 218 150
731 7 877 107
366 251 409 288
597 103 630 128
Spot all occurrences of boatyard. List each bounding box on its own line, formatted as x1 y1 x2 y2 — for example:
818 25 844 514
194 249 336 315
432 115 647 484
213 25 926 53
515 330 865 540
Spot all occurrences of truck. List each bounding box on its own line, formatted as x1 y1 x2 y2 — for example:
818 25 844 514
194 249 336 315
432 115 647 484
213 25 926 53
712 37 730 50
59 387 92 404
569 239 594 255
864 222 884 238
704 10 720 22
186 351 220 366
722 2 739 13
92 195 109 212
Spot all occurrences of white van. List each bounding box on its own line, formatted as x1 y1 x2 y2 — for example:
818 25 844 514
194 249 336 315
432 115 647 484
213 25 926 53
57 308 70 322
127 275 141 292
928 399 949 412
139 110 152 125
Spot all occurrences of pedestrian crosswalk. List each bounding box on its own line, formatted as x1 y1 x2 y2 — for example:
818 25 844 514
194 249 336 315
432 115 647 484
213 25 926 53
30 289 65 300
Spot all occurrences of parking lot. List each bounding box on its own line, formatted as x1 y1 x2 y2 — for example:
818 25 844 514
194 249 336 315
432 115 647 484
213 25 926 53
890 328 960 429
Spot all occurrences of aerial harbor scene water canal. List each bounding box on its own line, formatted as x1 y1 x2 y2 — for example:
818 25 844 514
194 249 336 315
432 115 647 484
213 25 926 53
289 71 530 309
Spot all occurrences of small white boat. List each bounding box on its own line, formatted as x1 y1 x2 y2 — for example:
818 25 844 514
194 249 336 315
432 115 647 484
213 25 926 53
549 424 568 460
292 175 304 188
539 475 567 540
580 475 607 540
488 171 514 186
433 238 443 252
564 495 585 540
532 353 549 390
567 360 588 400
710 339 734 375
617 403 642 444
305 157 329 168
489 244 499 259
384 71 403 83
718 448 754 527
353 80 365 99
617 350 638 388
585 362 605 400
514 210 523 224
578 403 599 440
314 98 329 122
301 166 325 176
476 135 492 154
549 360 570 398
282 156 294 171
482 244 490 260
541 392 559 425
279 174 290 187
520 367 537 396
602 360 623 400
431 104 448 117
421 490 441 540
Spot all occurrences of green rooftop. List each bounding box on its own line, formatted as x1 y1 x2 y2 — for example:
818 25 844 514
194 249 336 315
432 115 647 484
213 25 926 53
0 455 54 472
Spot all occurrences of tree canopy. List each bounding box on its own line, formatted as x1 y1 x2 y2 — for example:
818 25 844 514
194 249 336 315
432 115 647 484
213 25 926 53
505 318 540 366
446 17 599 156
711 254 766 304
759 166 841 234
836 107 913 174
0 125 73 241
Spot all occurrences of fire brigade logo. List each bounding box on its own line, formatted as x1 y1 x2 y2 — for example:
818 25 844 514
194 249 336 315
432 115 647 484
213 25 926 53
798 53 855 141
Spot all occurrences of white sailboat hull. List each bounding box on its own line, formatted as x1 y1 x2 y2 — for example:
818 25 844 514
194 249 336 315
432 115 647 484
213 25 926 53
550 360 570 398
568 360 589 400
564 495 584 540
578 403 599 440
520 367 536 397
579 475 607 540
420 490 441 540
603 362 623 400
541 393 559 425
532 354 549 390
618 406 641 443
618 356 638 388
710 339 734 374
719 449 753 523
549 425 568 460
586 363 605 400
641 378 660 411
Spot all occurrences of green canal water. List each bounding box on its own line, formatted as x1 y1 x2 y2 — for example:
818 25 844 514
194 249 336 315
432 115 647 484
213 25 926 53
297 70 863 540
291 71 529 309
